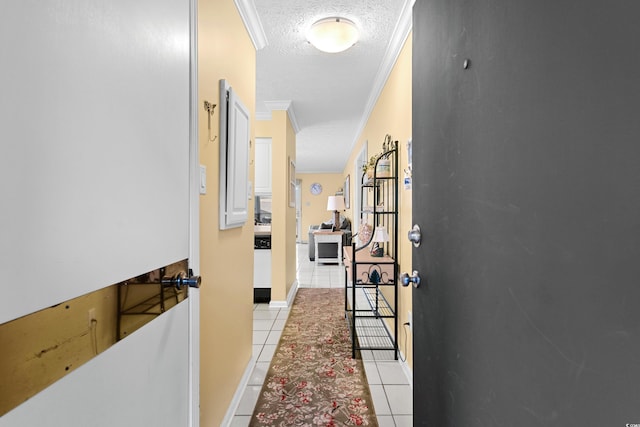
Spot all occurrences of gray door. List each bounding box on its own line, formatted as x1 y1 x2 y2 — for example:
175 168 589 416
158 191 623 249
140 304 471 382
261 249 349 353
412 0 640 425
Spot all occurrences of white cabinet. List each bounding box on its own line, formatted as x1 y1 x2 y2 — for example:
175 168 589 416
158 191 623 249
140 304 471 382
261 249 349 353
255 137 272 194
219 79 250 230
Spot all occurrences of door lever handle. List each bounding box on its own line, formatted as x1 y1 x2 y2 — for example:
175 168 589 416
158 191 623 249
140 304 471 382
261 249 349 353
400 271 421 288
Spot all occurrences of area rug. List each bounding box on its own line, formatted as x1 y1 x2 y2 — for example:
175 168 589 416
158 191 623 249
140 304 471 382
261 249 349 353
250 288 378 426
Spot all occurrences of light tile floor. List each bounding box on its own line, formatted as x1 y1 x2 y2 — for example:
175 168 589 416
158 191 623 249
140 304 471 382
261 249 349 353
230 243 412 426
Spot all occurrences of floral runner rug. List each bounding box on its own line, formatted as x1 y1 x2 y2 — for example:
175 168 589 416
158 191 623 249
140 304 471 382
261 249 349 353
250 288 378 426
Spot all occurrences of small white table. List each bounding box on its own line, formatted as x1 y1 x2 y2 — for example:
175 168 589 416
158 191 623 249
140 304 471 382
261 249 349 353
313 230 344 265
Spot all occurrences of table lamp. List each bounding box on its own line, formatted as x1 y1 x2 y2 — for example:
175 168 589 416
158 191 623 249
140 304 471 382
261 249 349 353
370 226 389 257
326 195 346 231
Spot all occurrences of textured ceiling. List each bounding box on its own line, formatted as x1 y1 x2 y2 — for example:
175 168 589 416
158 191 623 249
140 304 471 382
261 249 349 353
253 0 410 173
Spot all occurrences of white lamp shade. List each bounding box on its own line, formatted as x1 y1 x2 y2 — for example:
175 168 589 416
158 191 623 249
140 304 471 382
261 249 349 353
372 226 389 242
327 195 346 211
306 17 359 53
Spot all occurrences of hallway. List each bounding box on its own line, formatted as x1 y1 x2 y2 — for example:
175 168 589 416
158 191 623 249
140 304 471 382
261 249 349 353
230 244 413 426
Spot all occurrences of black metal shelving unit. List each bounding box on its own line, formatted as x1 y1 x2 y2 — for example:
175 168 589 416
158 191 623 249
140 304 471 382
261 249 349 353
345 138 398 359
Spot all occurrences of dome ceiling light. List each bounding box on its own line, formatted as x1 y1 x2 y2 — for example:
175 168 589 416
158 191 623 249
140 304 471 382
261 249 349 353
306 17 359 53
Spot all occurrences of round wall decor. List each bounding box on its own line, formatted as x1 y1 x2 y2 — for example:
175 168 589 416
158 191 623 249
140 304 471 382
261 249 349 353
310 182 323 195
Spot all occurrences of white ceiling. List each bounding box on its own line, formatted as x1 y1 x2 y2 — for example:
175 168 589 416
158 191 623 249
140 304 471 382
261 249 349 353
245 0 413 173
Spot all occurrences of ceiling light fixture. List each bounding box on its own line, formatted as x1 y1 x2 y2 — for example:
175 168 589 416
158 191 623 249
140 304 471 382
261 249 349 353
306 17 359 53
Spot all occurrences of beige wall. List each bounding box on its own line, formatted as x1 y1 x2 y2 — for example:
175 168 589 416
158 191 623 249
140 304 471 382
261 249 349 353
298 173 346 242
197 0 255 424
342 35 413 368
256 111 297 302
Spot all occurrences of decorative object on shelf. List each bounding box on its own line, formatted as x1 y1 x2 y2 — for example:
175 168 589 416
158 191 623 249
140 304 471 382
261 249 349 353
376 157 391 177
358 222 372 245
326 195 346 231
370 226 389 257
310 182 323 195
362 154 378 179
382 134 391 151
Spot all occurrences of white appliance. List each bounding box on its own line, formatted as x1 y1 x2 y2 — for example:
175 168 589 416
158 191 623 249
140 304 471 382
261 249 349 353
254 234 271 302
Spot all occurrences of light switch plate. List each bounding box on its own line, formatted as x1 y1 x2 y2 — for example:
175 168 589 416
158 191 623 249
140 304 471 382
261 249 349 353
199 165 206 194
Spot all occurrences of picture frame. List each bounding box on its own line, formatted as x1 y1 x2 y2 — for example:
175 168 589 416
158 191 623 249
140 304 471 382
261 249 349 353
288 157 296 208
344 174 350 209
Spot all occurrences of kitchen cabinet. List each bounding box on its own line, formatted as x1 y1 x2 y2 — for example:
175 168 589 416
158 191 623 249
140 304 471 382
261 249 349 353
255 137 272 194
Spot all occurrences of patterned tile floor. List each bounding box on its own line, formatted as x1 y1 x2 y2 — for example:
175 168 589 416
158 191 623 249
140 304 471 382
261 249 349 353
229 244 412 426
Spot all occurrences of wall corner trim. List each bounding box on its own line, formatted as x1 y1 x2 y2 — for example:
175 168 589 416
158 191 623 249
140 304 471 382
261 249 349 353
264 100 301 134
269 280 299 309
233 0 268 50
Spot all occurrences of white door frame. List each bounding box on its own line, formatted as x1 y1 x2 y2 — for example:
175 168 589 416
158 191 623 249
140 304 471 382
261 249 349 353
188 0 200 424
296 179 302 242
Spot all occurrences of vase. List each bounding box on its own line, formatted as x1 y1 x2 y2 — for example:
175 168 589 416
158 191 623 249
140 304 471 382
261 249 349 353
366 167 374 179
376 158 391 177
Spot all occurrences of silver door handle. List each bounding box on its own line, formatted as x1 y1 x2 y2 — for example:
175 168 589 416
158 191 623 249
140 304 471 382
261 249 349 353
400 271 421 288
408 224 422 247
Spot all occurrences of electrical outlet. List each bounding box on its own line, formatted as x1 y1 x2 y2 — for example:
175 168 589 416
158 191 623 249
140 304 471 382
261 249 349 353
407 311 412 332
88 308 96 326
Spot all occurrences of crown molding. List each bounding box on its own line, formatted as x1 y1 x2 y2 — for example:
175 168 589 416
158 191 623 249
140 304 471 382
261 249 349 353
264 100 301 134
233 0 268 50
255 111 272 121
348 0 415 154
265 100 291 111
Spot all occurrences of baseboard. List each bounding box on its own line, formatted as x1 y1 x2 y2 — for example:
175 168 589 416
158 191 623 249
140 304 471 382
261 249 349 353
397 349 413 389
220 355 256 427
286 280 299 306
374 302 413 389
269 280 298 308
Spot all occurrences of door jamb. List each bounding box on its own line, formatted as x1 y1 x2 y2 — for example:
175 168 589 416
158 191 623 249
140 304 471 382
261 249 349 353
188 0 200 424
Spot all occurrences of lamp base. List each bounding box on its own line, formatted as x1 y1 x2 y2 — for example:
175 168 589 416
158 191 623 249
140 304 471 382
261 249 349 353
333 210 340 231
370 242 384 257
